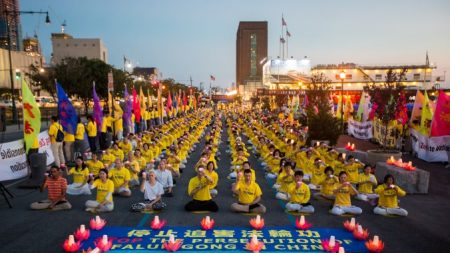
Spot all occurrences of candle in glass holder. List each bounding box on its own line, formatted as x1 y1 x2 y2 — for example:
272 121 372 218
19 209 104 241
102 235 108 245
373 235 379 247
256 215 261 225
80 225 85 233
338 246 345 253
357 225 363 234
68 235 75 246
299 215 305 226
169 234 175 244
329 236 336 248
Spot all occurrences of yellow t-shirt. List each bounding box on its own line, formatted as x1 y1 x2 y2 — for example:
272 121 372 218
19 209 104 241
110 148 124 161
344 163 362 184
375 184 406 208
288 183 311 204
119 142 132 155
64 131 75 142
114 117 123 132
235 181 262 205
205 170 219 189
75 123 85 140
320 176 339 196
101 153 116 165
93 179 114 203
334 184 356 207
277 170 295 193
188 176 212 201
68 167 89 184
109 167 131 189
358 173 377 194
87 121 97 137
311 166 326 185
48 122 63 144
128 160 141 180
86 160 104 176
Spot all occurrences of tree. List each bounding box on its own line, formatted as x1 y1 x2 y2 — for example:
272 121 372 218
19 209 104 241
305 73 342 146
364 69 406 150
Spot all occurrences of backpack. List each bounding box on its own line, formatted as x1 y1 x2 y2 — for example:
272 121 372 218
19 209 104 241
56 126 64 142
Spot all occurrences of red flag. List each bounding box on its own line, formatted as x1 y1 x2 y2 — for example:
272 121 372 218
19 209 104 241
395 91 408 125
132 87 141 123
183 91 187 111
210 75 216 81
166 91 172 112
430 91 450 136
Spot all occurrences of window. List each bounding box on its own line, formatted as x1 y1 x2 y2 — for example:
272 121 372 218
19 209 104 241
375 74 382 81
250 33 257 76
92 43 96 47
413 73 421 80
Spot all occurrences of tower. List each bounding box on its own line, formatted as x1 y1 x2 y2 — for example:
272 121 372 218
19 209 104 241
0 0 23 51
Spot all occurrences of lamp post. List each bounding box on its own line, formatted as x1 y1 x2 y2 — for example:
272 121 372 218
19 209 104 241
3 10 50 124
339 70 346 133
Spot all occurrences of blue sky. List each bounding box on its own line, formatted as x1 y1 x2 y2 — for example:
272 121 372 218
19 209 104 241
21 0 450 88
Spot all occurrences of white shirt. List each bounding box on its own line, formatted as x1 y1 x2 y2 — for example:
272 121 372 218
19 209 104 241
143 181 164 200
155 169 173 188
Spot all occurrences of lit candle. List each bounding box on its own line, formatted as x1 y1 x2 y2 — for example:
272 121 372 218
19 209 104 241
350 218 355 227
357 225 363 234
68 235 75 246
91 248 101 253
169 234 175 243
205 216 211 225
154 215 160 225
347 142 350 147
338 246 345 253
373 235 379 247
398 158 403 164
329 235 335 248
407 161 412 167
351 144 355 149
299 215 305 226
79 224 85 233
95 215 101 224
102 235 108 245
251 235 258 245
316 141 320 147
256 215 261 225
390 156 394 161
342 153 346 159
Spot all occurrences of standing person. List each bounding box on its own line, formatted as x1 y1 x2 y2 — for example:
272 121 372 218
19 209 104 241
87 115 98 152
85 169 114 213
66 156 91 195
231 169 266 214
185 167 218 212
30 165 72 211
330 171 362 216
48 116 65 167
374 174 408 216
131 170 166 212
100 111 113 150
63 127 75 164
114 112 124 141
74 117 86 158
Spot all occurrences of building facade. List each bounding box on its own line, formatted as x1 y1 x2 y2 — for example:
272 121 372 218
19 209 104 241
236 21 268 100
51 32 108 64
0 0 22 51
0 47 43 89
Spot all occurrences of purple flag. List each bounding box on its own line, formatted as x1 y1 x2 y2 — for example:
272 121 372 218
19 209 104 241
123 86 132 126
93 84 103 132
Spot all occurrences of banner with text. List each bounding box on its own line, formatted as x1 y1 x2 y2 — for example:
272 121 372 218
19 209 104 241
0 138 28 181
38 130 55 165
410 128 450 162
373 119 401 148
81 226 367 252
347 119 373 140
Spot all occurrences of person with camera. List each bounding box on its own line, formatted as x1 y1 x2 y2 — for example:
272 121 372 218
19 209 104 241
48 116 65 167
373 174 408 216
30 165 72 211
85 169 114 213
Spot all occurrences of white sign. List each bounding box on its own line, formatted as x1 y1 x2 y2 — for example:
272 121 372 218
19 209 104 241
0 138 28 181
38 131 55 166
410 128 450 162
347 119 373 140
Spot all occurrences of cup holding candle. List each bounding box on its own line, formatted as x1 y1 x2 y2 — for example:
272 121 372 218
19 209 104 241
353 225 369 240
95 234 112 252
295 215 312 230
62 234 80 252
365 235 384 253
249 215 265 230
163 234 183 252
321 235 340 252
74 224 90 241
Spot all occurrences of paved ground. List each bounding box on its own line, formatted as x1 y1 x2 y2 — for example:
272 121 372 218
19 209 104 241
0 118 449 253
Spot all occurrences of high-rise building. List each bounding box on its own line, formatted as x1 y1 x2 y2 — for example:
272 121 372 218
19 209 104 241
51 32 109 64
236 21 268 89
23 35 42 56
0 0 23 51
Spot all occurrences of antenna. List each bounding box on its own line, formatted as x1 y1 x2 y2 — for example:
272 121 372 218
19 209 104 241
61 20 67 33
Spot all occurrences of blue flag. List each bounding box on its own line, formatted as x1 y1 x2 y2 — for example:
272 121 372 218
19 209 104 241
56 83 78 134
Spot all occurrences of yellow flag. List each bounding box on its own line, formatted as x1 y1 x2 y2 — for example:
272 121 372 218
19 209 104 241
108 92 113 113
22 80 41 153
147 88 152 108
139 86 146 110
420 90 433 135
336 95 342 119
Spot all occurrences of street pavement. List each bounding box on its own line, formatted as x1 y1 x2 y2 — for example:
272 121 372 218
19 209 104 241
0 119 449 253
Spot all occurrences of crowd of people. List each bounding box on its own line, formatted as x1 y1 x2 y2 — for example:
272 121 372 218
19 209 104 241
30 105 408 218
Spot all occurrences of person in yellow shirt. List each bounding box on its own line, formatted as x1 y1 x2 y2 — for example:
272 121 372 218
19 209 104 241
231 169 266 214
205 161 219 197
374 174 408 216
74 117 86 157
125 152 141 186
63 128 75 163
110 142 125 161
274 160 295 201
355 165 378 202
86 153 105 176
286 171 314 213
66 156 91 195
100 112 113 150
344 155 364 184
184 167 218 212
119 138 132 155
309 158 326 190
330 171 362 216
109 159 131 197
101 149 115 167
48 116 65 167
86 115 98 152
315 166 338 200
114 114 124 141
85 169 114 212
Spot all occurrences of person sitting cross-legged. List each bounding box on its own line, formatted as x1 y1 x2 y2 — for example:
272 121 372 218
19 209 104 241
30 165 72 211
330 171 362 216
285 170 314 213
373 174 408 217
185 166 219 212
85 169 114 213
231 169 266 214
131 170 166 212
109 158 132 197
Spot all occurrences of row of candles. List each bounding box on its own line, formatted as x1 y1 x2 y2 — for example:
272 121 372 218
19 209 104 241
386 156 416 171
63 215 383 253
345 142 356 151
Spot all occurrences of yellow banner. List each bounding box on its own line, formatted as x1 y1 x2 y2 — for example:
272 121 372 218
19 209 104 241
21 80 41 153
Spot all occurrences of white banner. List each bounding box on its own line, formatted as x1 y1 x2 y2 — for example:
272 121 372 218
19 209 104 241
38 130 55 166
0 138 28 181
347 119 373 140
410 128 450 162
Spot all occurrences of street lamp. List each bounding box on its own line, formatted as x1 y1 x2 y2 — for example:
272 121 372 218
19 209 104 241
339 70 346 133
4 9 50 124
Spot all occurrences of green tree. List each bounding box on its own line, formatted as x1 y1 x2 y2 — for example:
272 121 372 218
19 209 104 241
305 73 342 146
